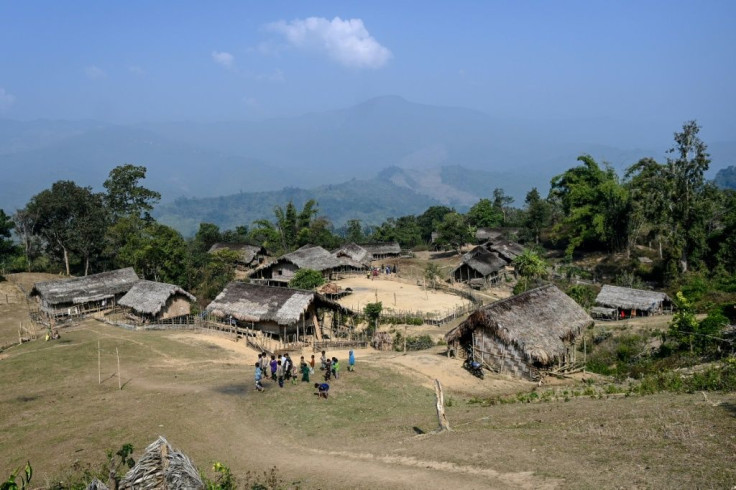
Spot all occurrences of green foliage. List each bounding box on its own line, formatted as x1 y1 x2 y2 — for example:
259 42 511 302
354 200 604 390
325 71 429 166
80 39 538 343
0 209 17 272
345 219 364 244
435 212 472 253
669 291 701 353
203 462 236 490
522 187 551 244
369 215 422 248
565 284 597 309
288 268 325 290
513 249 548 294
466 198 501 228
424 262 442 288
192 249 239 304
103 164 161 219
363 302 382 332
416 205 454 243
2 462 32 490
393 332 435 351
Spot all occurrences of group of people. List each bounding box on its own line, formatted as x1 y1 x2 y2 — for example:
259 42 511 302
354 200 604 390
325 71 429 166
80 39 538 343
253 349 356 399
370 263 398 279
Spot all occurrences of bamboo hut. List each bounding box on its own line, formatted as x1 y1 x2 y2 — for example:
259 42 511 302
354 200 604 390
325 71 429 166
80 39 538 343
117 436 203 490
484 239 525 262
594 284 672 319
208 243 268 269
250 245 349 285
205 281 349 339
452 246 508 287
118 280 196 323
445 284 593 379
30 268 140 319
333 242 373 267
362 242 401 259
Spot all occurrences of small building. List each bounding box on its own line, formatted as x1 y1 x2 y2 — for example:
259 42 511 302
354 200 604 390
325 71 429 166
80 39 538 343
594 285 673 319
208 243 268 269
452 247 508 286
205 281 347 340
445 284 594 380
30 267 140 318
333 242 373 268
118 280 196 323
362 242 401 260
251 245 349 285
475 227 503 244
485 239 525 263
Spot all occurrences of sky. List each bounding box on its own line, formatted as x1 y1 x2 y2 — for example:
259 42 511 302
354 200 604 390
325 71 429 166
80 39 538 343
1 1 735 139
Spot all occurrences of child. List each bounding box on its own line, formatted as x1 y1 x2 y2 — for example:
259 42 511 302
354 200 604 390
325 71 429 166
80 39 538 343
320 351 327 370
270 355 277 381
331 357 339 380
276 360 284 388
254 362 264 392
348 350 355 372
324 358 332 381
314 382 329 399
309 354 316 375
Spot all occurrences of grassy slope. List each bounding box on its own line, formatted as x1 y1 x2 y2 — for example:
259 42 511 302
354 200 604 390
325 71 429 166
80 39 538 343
1 322 735 488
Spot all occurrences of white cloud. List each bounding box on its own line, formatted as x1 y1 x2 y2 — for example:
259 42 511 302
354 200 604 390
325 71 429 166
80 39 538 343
212 51 235 68
85 65 106 80
0 87 15 111
267 16 392 69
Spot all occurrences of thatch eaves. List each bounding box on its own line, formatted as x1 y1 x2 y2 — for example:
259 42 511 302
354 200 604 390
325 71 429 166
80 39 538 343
476 227 503 243
205 281 345 326
446 284 593 365
118 280 196 316
30 268 139 305
278 245 343 272
362 242 401 256
595 285 671 311
486 239 525 262
453 247 508 277
208 243 268 265
118 436 203 490
333 242 372 265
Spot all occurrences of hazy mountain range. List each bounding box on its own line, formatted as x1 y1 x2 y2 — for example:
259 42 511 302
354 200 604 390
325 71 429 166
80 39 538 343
1 96 734 236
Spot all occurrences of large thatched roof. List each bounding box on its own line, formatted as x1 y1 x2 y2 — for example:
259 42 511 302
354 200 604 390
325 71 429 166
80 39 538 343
333 242 372 265
208 243 267 264
118 280 196 316
595 285 671 311
30 268 139 305
362 242 401 256
278 245 343 272
453 247 508 277
205 281 345 326
486 239 525 262
476 227 503 243
446 284 593 365
118 436 203 490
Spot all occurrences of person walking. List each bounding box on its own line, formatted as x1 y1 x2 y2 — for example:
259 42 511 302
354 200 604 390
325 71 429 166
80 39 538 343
309 354 316 375
324 358 332 381
276 360 284 388
301 357 310 382
270 355 277 381
320 351 327 370
254 362 264 392
348 350 355 372
331 357 339 380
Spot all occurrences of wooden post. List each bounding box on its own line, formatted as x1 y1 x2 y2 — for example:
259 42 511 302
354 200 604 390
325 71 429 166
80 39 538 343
18 322 22 345
98 340 101 385
583 335 587 374
116 347 121 390
434 379 451 432
403 325 407 353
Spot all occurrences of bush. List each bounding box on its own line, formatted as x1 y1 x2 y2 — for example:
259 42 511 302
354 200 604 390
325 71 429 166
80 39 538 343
288 269 325 289
393 333 434 351
566 284 597 309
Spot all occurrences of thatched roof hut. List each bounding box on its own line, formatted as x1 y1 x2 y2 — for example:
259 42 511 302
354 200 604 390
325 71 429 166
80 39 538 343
452 246 508 284
205 281 348 337
475 227 503 243
595 285 672 315
208 242 268 267
485 239 525 262
30 268 140 315
118 280 196 321
252 245 363 284
333 242 372 266
117 436 203 490
362 242 401 259
446 284 593 379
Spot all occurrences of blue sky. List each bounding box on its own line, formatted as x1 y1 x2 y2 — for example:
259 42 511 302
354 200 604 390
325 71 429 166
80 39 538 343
1 1 735 138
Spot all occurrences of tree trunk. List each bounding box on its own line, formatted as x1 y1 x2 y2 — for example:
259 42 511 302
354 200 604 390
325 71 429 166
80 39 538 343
434 379 451 432
63 246 70 276
85 256 90 276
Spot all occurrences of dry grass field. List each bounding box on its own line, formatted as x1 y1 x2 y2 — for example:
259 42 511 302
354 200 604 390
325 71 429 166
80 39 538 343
1 274 735 489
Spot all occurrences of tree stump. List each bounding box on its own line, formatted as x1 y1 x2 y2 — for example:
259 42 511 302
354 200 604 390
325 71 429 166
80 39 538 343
434 379 451 432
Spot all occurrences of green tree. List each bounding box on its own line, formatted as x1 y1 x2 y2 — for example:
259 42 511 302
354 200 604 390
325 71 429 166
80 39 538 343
363 302 383 333
417 205 454 243
492 188 514 225
436 212 472 254
192 223 222 255
11 208 37 272
424 262 442 289
193 249 239 303
26 181 108 275
0 209 16 273
669 291 699 353
345 219 364 244
103 164 161 219
466 198 502 228
221 226 249 243
522 188 550 244
288 268 325 289
549 155 630 257
513 249 548 294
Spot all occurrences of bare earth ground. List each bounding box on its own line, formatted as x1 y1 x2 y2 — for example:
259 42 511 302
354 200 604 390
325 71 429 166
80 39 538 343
1 274 735 488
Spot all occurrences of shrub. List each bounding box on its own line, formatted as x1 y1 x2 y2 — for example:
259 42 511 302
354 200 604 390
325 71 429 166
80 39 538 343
288 269 325 289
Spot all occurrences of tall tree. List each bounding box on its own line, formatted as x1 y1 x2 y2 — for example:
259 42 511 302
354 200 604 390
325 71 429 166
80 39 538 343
436 212 472 254
466 199 502 228
27 181 107 275
103 165 161 219
492 188 514 225
11 208 36 272
0 210 16 272
513 249 548 294
345 219 364 244
417 205 454 243
522 188 550 244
